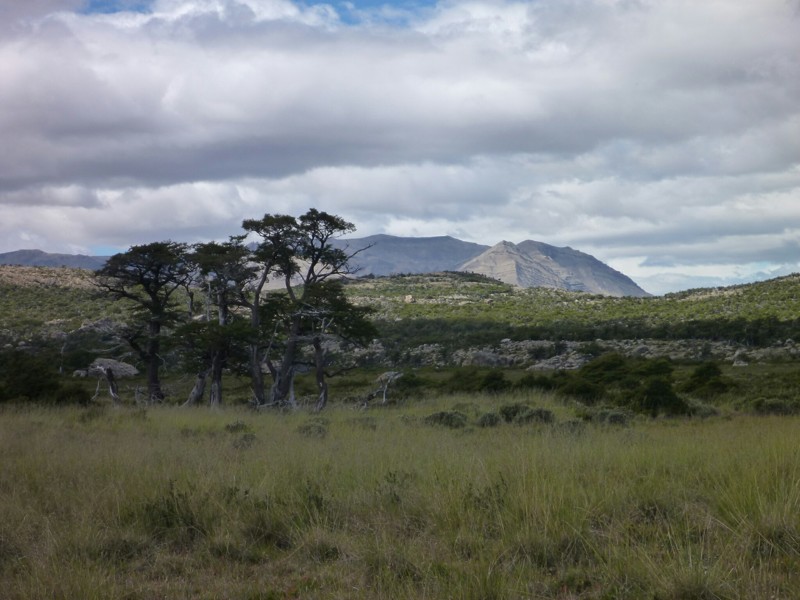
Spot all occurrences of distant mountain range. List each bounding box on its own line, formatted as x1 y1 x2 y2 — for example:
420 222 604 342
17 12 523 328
0 249 109 270
335 235 649 297
0 235 649 297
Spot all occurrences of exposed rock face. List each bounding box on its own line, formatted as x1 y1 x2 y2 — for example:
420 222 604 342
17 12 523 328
458 240 650 297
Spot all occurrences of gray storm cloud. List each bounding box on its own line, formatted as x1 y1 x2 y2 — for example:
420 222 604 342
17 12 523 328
0 0 798 293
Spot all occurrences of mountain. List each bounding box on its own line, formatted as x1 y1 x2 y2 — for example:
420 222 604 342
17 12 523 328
333 234 488 275
0 235 650 296
0 249 108 270
458 240 650 297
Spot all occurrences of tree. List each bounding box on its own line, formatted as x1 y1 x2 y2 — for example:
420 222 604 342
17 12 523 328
266 209 362 407
182 239 253 407
299 281 377 411
240 214 299 405
94 241 193 402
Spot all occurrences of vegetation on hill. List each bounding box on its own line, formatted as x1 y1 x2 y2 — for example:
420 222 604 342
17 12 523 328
354 272 800 349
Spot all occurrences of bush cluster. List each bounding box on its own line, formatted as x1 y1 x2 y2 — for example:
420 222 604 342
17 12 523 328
518 353 700 417
0 349 91 405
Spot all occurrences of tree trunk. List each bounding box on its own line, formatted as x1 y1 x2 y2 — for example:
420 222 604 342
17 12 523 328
183 370 208 406
246 292 269 405
103 367 121 404
249 345 266 405
146 320 164 402
270 325 300 407
313 337 328 412
209 352 223 408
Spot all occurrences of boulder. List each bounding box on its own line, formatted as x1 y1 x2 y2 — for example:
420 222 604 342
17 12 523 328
89 358 139 378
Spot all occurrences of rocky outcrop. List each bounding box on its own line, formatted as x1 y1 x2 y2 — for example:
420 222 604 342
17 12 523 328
88 358 139 378
394 338 800 370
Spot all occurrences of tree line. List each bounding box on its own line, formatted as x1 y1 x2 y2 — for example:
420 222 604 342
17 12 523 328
94 209 376 411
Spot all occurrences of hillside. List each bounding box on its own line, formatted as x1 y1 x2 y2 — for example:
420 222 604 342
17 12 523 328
3 266 799 369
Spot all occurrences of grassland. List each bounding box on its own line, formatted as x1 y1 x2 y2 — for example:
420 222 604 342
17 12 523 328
3 266 800 598
2 397 800 599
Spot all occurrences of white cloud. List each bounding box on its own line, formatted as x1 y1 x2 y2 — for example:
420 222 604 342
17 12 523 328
0 0 798 293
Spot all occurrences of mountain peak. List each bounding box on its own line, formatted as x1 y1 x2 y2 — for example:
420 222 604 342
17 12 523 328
459 240 649 297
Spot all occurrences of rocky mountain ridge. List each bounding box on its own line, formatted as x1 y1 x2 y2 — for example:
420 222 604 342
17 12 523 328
338 235 649 297
1 235 648 296
458 240 647 297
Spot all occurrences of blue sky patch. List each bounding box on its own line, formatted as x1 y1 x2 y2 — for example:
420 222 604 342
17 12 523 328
81 0 152 14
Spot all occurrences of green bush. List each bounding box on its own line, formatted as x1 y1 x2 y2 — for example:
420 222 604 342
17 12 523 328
480 370 511 393
54 382 92 406
441 369 484 394
515 373 557 391
477 412 502 428
557 377 605 404
498 403 530 423
515 407 555 425
635 377 689 417
423 411 468 429
391 372 430 399
681 362 730 399
578 353 630 385
751 397 799 416
0 349 90 405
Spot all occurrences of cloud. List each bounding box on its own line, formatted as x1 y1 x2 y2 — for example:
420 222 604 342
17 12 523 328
0 0 798 293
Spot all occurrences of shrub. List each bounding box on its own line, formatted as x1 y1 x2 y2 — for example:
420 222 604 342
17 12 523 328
635 377 689 417
441 368 484 394
423 411 468 429
578 353 630 385
751 397 799 416
0 349 90 405
515 407 555 425
515 373 557 391
391 371 429 399
480 370 511 393
477 412 502 428
499 403 530 423
557 377 605 404
681 361 730 399
53 382 92 406
0 349 61 402
297 420 328 438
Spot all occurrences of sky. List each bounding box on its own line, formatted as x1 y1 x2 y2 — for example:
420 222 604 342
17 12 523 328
0 0 798 295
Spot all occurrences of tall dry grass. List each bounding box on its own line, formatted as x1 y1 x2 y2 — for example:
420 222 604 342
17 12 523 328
1 394 799 599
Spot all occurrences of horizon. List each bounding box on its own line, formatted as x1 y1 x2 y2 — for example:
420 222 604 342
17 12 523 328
2 235 798 297
1 1 798 295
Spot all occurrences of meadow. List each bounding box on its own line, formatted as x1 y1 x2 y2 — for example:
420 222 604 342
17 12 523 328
2 266 800 598
2 394 799 599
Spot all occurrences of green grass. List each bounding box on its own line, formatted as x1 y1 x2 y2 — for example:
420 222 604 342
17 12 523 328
2 397 799 598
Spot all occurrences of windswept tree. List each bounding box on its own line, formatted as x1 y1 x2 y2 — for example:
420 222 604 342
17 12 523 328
267 209 364 407
300 280 377 411
94 241 193 402
180 238 254 407
239 214 300 405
